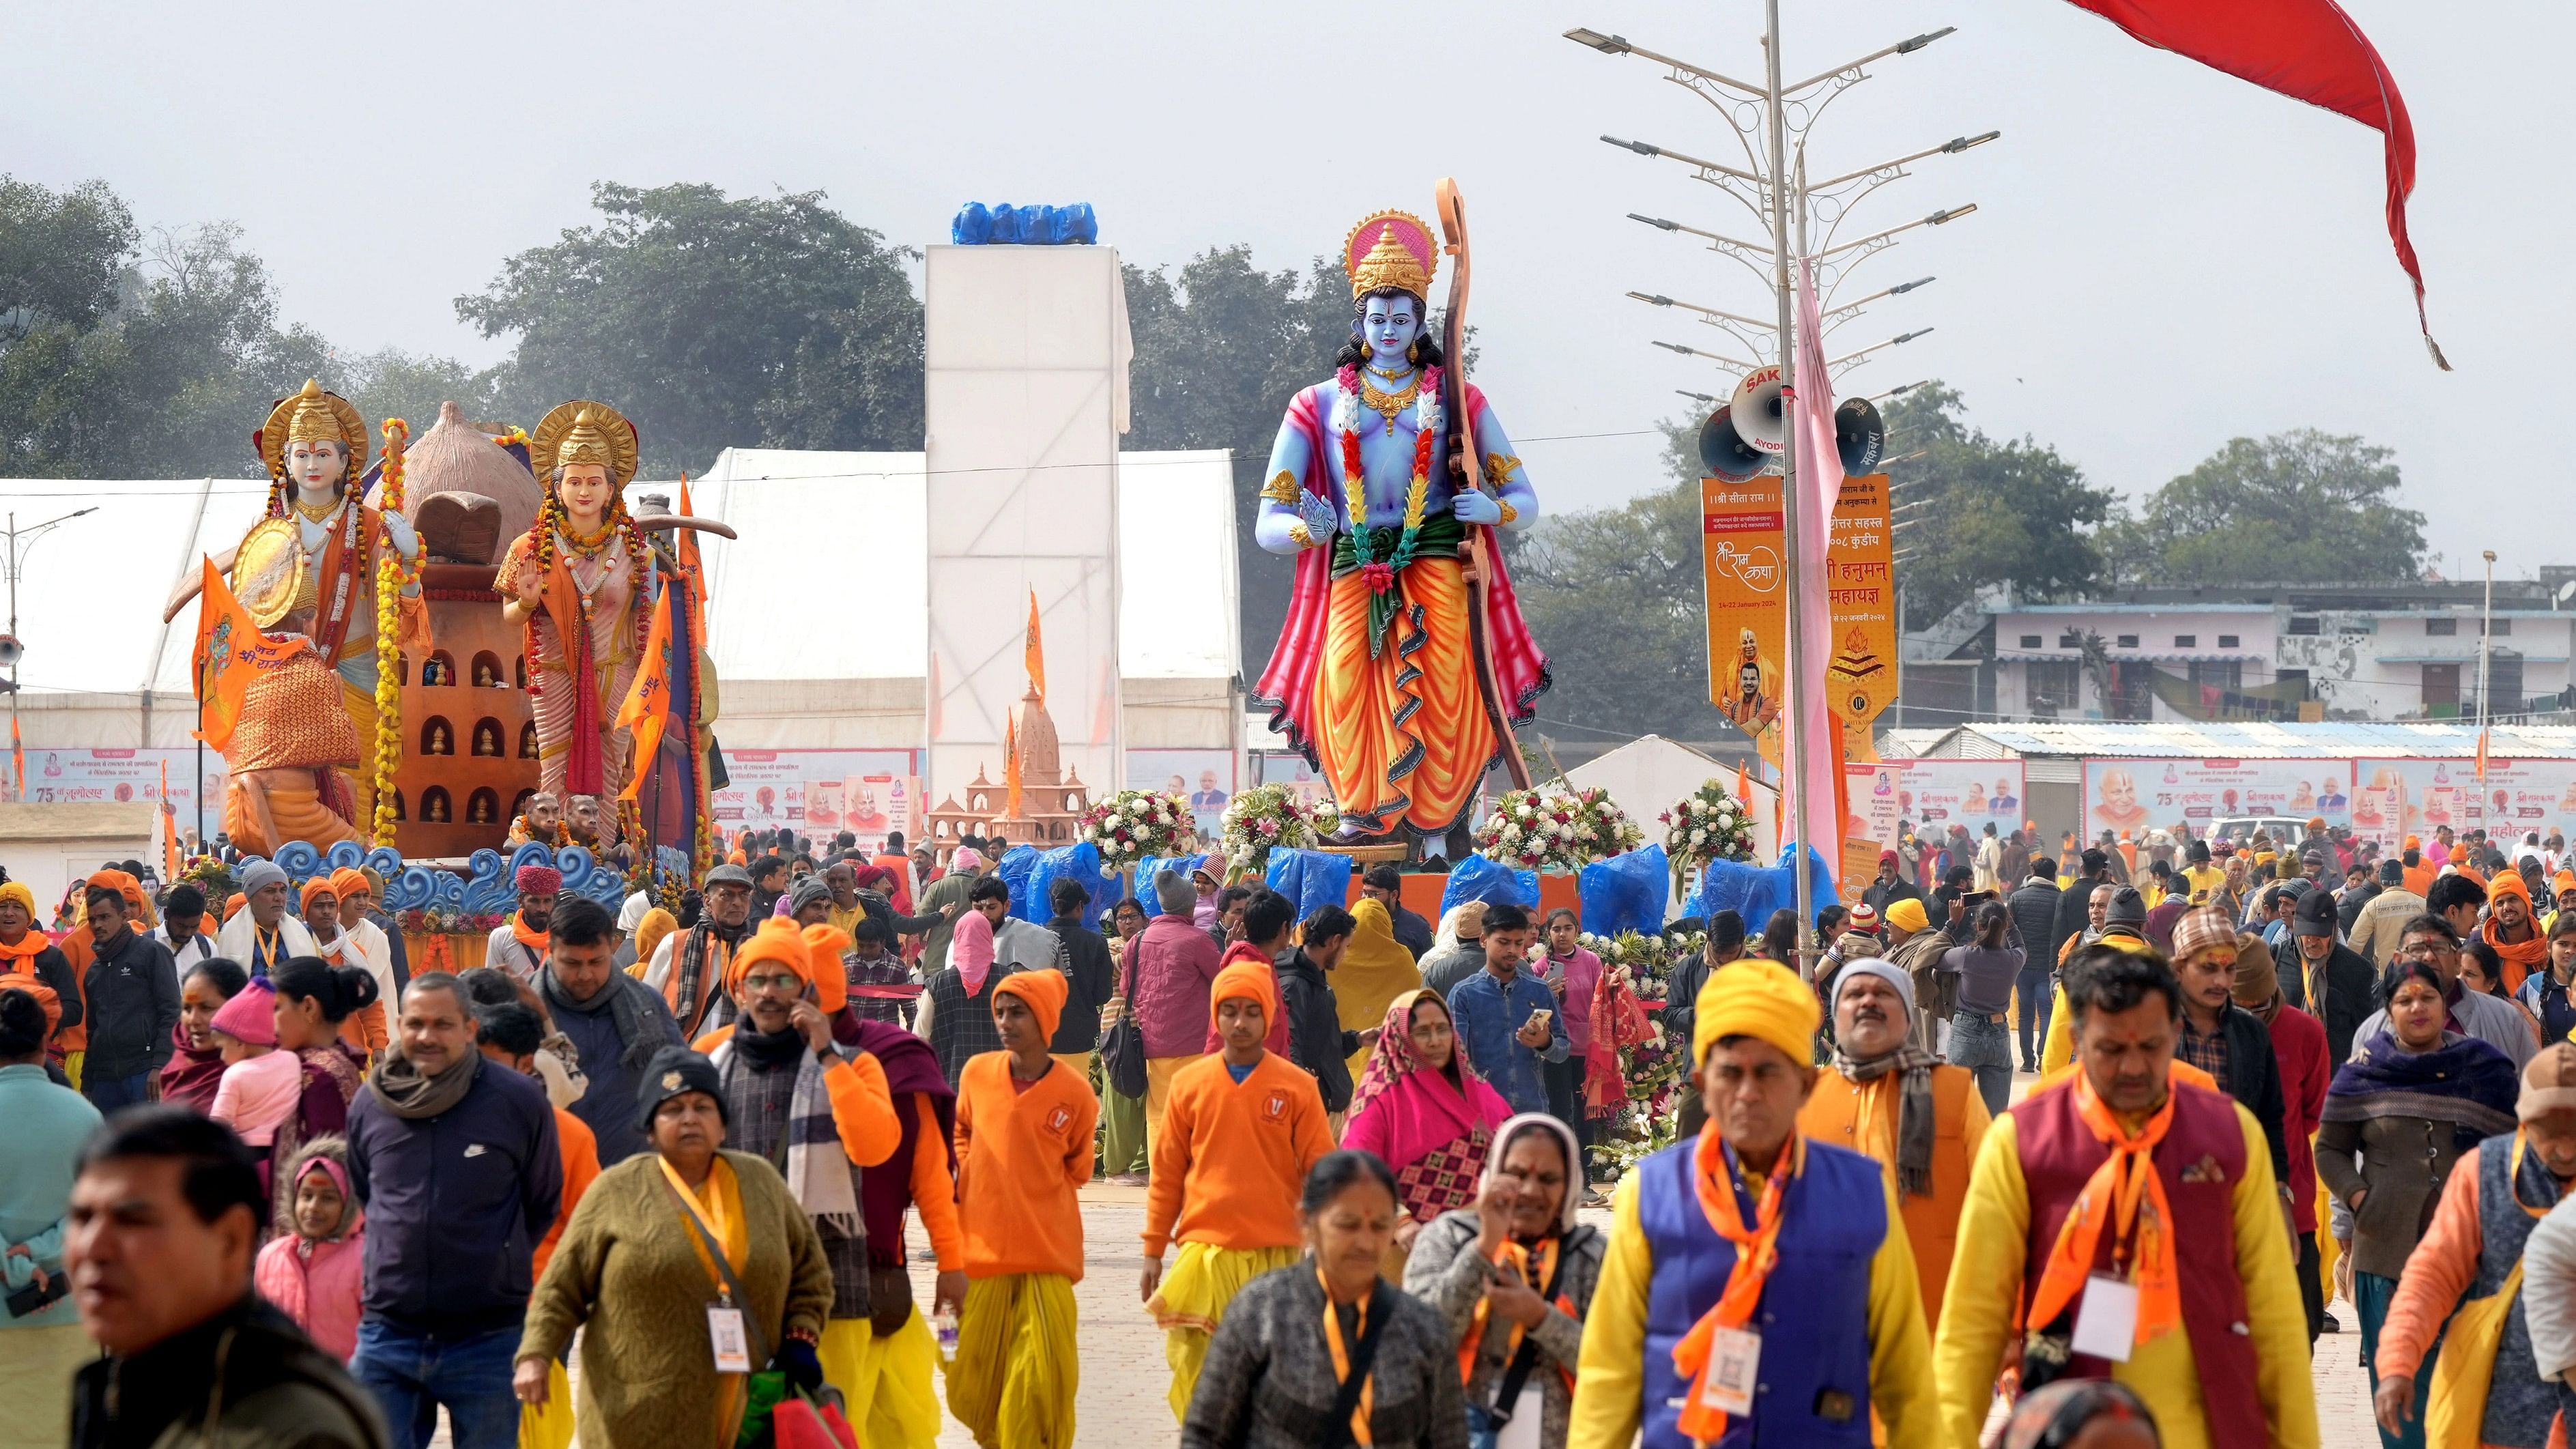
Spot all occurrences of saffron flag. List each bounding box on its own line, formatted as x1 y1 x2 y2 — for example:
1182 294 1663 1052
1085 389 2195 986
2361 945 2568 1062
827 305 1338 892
616 585 676 803
676 474 708 644
2477 726 2491 786
160 760 180 879
9 715 20 802
1024 588 1046 703
1004 714 1023 820
192 556 311 756
2060 0 2446 367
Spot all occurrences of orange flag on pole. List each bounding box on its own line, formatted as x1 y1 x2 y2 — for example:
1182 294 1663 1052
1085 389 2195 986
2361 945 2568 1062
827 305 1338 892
9 715 20 802
192 557 310 756
1004 714 1023 820
677 474 708 642
160 760 181 878
1024 587 1046 702
616 586 676 803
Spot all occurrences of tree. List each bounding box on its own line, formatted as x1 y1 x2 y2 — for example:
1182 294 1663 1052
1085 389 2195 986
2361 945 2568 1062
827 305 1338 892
1121 247 1354 672
457 182 924 475
1880 383 2113 627
1506 422 1739 743
2102 429 2425 584
0 174 135 343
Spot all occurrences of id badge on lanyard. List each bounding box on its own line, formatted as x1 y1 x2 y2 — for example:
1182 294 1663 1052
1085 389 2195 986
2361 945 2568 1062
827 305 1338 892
707 1292 752 1373
1695 1325 1762 1417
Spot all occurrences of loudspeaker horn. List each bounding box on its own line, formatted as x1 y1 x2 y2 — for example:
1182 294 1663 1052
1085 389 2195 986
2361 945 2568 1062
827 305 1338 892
1698 405 1768 483
1727 365 1787 455
1834 396 1887 475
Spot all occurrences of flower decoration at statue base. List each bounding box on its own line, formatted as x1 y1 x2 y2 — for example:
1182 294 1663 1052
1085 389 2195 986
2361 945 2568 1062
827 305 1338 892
1578 926 1708 1182
1472 784 1643 873
1217 786 1342 874
1661 779 1756 871
1078 788 1199 871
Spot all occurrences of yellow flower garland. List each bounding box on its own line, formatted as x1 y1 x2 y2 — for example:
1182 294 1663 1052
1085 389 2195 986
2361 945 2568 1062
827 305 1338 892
369 418 414 846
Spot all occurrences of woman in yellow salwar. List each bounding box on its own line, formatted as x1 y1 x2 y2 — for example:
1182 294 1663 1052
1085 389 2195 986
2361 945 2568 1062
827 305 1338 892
1247 205 1549 850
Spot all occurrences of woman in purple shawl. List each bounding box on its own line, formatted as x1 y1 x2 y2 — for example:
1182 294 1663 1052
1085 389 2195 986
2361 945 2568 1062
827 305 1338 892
1341 986 1513 1255
830 1009 961 1446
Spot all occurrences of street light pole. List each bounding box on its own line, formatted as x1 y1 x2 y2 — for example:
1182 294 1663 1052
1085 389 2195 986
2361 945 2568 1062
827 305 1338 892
1760 3 1819 971
1 507 98 802
2480 549 2498 737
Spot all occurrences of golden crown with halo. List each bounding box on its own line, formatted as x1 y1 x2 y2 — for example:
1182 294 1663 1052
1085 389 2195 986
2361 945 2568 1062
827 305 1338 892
530 400 640 487
257 378 369 482
1342 210 1437 301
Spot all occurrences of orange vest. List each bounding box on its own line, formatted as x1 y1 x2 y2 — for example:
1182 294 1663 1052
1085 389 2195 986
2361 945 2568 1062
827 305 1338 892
1797 1062 1977 1328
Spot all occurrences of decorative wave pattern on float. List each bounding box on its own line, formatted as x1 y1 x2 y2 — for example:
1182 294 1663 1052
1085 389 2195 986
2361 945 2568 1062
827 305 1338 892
246 840 625 913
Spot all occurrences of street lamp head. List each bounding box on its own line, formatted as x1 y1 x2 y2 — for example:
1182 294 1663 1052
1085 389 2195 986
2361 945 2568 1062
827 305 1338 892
1627 214 1680 232
1676 389 1717 403
1924 204 1979 225
1941 131 2002 154
1627 291 1676 307
2485 550 2499 563
1564 27 1632 55
1895 27 1958 55
1891 329 1934 345
1888 277 1936 295
1601 135 1661 158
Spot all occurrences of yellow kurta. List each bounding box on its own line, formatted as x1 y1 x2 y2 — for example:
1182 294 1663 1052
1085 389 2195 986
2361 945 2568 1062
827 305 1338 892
1317 556 1492 836
1797 1064 1992 1330
1567 1162 1940 1449
1931 1104 2320 1449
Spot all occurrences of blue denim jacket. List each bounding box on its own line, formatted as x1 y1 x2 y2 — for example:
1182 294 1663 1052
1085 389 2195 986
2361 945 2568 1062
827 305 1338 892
1444 967 1571 1115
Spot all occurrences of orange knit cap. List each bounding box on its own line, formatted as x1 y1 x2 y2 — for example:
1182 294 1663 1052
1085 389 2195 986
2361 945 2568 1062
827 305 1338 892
996 967 1068 1042
224 892 246 923
328 867 371 904
2554 870 2576 897
2492 870 2532 906
726 917 814 995
801 923 851 1014
1210 958 1278 1031
300 875 340 915
87 870 144 913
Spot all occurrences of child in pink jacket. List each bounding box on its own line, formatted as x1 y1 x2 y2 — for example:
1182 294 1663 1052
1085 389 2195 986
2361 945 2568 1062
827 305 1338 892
252 1136 364 1361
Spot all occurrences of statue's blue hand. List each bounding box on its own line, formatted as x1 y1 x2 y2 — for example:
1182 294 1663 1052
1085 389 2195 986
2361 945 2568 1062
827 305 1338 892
1450 489 1503 526
1296 491 1340 545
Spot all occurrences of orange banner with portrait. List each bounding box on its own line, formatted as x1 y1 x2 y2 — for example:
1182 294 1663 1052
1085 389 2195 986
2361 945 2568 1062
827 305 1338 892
1824 474 1897 728
1702 477 1788 767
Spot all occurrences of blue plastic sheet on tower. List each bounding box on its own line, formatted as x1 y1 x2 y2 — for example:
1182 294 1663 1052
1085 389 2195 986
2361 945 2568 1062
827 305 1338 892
951 202 992 245
1687 843 1840 932
1440 855 1540 917
1134 854 1210 918
1579 845 1670 938
1021 842 1119 928
950 201 1100 245
1263 849 1354 925
993 844 1043 921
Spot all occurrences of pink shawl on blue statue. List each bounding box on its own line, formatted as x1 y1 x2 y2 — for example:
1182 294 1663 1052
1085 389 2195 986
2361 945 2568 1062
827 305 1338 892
1249 382 1551 764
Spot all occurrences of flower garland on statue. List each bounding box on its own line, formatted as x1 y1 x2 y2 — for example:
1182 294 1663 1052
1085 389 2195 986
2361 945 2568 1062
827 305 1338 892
1472 784 1644 872
515 485 649 701
1079 789 1197 870
1332 363 1441 595
369 418 416 846
1218 786 1343 874
1661 779 1756 870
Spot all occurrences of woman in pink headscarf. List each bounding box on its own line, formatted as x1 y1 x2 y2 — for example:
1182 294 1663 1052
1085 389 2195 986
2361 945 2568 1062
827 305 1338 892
915 906 1006 1087
1339 986 1513 1260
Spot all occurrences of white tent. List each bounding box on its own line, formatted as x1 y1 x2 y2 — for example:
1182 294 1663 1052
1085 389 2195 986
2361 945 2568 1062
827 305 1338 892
1564 733 1781 864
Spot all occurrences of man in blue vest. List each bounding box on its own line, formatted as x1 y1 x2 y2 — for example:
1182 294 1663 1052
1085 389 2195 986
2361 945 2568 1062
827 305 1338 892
1569 958 1937 1448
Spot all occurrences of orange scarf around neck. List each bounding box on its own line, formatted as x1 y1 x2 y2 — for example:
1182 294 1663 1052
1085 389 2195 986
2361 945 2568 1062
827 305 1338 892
1319 1267 1376 1446
511 912 550 956
1672 1128 1801 1444
2027 1072 2181 1353
0 930 44 964
1456 1235 1572 1393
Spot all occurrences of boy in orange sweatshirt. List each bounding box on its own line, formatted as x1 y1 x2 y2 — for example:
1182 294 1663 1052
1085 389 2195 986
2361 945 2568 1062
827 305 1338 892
1139 956 1333 1421
949 968 1094 1449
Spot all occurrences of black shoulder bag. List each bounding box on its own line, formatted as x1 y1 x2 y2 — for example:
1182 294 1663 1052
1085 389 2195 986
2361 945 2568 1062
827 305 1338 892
1100 936 1149 1099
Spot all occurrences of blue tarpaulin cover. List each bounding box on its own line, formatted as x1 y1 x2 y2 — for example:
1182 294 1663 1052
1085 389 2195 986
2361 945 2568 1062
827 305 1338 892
1440 855 1541 916
1263 849 1354 924
1579 845 1670 938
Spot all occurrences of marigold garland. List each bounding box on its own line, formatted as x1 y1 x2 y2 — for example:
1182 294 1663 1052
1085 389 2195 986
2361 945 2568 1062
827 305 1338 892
1332 363 1442 592
369 418 414 846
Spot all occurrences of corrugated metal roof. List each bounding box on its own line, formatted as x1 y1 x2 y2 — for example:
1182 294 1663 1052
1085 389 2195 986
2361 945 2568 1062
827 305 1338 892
1919 721 2576 760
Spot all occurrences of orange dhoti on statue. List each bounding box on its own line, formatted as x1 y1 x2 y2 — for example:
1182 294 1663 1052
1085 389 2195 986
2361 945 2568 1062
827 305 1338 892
1316 557 1493 837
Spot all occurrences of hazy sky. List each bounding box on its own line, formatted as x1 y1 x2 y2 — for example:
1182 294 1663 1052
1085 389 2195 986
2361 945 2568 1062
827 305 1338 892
10 0 2563 579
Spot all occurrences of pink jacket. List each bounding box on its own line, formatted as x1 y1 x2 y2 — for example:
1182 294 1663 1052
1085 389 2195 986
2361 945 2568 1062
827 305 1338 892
254 1220 367 1362
1130 913 1223 1059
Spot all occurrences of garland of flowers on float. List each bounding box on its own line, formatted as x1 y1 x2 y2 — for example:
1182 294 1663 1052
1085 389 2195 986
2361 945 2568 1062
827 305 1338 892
1218 786 1343 874
1332 364 1441 593
1079 789 1198 870
369 418 415 846
1473 784 1644 872
1661 779 1757 870
1578 926 1708 1179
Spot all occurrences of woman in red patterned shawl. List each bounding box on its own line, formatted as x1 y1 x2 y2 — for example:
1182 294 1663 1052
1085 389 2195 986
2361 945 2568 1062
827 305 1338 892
1340 986 1513 1257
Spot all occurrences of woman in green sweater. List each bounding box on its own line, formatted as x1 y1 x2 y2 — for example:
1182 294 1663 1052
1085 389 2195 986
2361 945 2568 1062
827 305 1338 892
515 1047 835 1448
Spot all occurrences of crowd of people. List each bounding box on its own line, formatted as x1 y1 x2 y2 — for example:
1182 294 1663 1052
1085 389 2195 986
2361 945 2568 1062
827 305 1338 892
12 809 2576 1448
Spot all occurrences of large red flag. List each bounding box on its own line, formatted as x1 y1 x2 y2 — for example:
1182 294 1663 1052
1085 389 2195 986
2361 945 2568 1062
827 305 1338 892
2063 0 2446 367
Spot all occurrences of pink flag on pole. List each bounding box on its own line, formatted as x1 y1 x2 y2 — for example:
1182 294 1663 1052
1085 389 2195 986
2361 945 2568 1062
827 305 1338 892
1788 259 1845 879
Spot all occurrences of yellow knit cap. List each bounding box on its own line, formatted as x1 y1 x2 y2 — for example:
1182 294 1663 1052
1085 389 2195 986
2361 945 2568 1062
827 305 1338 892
1693 958 1820 1067
1885 898 1930 934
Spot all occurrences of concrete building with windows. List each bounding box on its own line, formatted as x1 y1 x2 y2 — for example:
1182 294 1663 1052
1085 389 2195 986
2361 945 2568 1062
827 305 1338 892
1903 576 2576 727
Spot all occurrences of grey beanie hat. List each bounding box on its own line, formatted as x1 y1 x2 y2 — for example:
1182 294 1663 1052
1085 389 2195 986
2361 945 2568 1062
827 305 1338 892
238 859 288 896
1834 957 1917 1018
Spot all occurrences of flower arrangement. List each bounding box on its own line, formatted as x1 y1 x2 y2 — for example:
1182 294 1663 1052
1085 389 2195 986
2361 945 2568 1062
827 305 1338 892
1472 784 1644 872
1661 779 1756 871
1079 789 1199 870
1333 364 1442 591
370 416 415 848
1582 926 1708 1181
1218 786 1342 873
396 906 507 935
175 856 234 902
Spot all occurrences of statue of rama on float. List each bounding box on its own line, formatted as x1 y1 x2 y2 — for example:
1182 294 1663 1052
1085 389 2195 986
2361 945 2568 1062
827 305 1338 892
1248 201 1550 848
164 379 429 853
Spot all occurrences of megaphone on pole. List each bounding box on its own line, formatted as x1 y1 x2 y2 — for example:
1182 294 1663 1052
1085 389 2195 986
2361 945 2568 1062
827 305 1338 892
1699 406 1769 483
1727 365 1788 456
1834 396 1887 475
